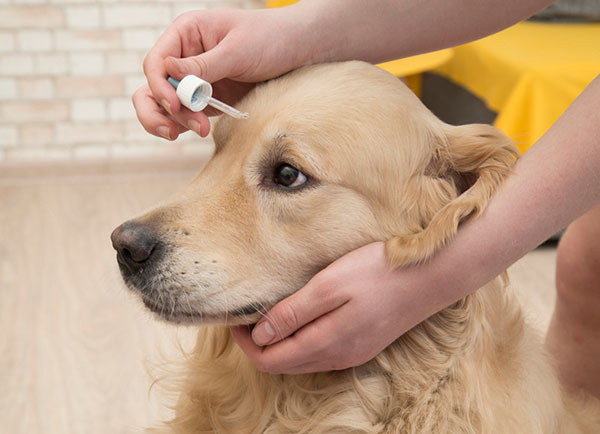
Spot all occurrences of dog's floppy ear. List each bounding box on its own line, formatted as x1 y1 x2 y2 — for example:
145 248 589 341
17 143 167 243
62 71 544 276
385 124 519 267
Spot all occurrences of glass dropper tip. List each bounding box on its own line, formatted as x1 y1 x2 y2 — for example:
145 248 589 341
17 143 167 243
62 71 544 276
207 97 250 119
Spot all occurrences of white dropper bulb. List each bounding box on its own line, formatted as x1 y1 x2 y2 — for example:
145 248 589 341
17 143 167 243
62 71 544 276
168 75 249 120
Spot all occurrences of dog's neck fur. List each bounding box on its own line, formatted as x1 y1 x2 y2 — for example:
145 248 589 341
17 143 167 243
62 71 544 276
154 275 593 434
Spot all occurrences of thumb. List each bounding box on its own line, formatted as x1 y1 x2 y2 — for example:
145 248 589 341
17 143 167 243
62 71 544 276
251 277 348 347
165 46 238 84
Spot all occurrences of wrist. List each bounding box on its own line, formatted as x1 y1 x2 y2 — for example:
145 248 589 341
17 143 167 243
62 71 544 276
286 0 350 66
387 217 506 319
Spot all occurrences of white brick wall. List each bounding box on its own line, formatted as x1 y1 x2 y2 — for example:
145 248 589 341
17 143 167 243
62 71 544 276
108 97 136 120
68 52 105 75
55 30 121 51
0 79 18 100
71 98 107 121
0 33 16 52
103 5 172 28
106 52 143 74
17 30 54 52
65 5 101 29
35 53 68 75
19 77 55 99
2 6 64 28
122 29 162 50
20 124 55 146
0 0 262 164
1 54 35 75
0 126 19 148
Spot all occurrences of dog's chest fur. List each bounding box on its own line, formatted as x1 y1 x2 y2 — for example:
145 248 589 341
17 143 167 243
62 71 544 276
154 277 597 434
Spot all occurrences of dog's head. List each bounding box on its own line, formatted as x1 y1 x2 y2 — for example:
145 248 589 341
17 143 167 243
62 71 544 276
112 61 518 325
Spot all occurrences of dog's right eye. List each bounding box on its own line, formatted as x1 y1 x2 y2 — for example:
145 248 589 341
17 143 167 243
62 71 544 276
274 164 307 189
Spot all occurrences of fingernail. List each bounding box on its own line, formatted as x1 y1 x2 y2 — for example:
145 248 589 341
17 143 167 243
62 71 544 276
252 321 275 346
160 99 171 115
187 119 201 134
157 126 171 140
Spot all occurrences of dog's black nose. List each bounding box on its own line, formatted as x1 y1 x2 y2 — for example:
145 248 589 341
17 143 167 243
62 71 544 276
111 222 158 272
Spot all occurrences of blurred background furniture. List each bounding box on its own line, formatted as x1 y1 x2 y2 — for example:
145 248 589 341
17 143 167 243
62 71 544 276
433 20 600 153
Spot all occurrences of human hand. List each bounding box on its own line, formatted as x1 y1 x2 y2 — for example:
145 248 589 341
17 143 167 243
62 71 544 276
230 242 457 374
133 6 312 140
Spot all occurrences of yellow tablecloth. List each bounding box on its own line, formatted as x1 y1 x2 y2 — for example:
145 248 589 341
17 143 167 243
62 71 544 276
378 50 453 96
435 21 600 153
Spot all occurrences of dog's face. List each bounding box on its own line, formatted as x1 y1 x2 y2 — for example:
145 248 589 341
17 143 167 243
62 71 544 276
112 62 517 325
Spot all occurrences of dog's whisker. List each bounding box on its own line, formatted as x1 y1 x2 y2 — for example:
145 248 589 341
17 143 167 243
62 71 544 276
224 292 229 324
249 300 284 334
169 291 177 320
157 288 166 318
185 292 195 318
263 307 286 338
257 301 271 318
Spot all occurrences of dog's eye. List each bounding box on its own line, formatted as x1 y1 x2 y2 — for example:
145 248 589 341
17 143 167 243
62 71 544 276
274 164 307 188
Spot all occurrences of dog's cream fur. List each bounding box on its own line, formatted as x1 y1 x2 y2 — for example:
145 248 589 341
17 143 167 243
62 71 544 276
116 61 600 433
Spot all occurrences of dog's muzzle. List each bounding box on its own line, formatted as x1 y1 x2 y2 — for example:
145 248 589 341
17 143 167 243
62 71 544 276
111 221 160 276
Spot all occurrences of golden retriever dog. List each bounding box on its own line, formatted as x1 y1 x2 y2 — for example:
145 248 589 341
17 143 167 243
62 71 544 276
111 61 600 433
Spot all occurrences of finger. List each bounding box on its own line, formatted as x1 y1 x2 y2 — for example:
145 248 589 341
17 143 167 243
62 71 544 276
231 324 319 374
233 304 352 374
166 105 212 137
251 275 349 347
132 84 185 140
165 42 240 84
275 361 334 375
230 325 261 357
143 27 184 115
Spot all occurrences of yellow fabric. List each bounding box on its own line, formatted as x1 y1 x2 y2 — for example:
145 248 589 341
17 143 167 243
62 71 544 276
377 50 454 77
377 48 453 98
267 0 296 7
435 21 600 153
378 50 453 96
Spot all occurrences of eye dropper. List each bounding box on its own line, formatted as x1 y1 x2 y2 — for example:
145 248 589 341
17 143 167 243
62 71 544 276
167 75 249 119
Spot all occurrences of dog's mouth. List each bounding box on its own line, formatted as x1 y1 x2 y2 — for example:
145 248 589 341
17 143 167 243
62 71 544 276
115 247 303 325
140 295 271 325
142 297 202 322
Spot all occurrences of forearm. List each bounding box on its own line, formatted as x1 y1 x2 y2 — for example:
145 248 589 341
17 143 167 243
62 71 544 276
290 0 554 64
430 75 600 306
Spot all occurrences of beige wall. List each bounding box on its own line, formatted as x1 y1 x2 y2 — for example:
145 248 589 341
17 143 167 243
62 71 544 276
0 0 260 164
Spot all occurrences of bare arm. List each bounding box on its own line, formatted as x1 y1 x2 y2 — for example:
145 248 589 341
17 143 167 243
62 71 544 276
296 0 555 64
234 75 600 373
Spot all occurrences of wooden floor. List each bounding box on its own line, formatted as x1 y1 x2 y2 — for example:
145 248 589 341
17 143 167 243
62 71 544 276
0 162 558 434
